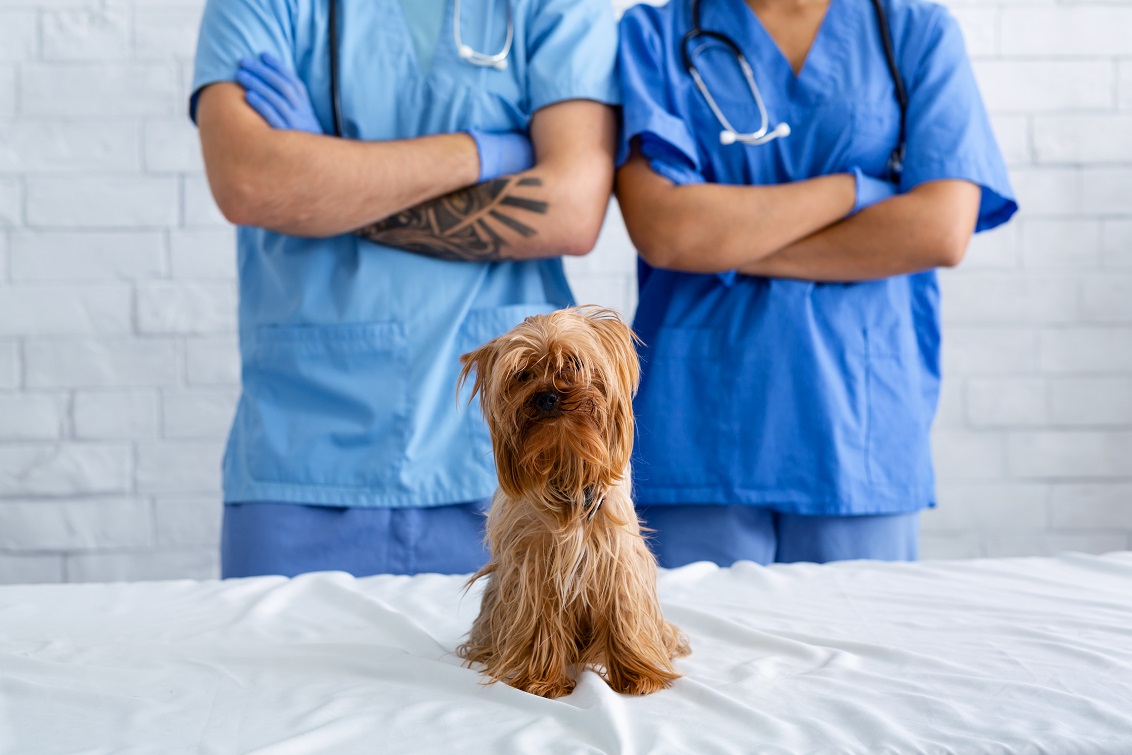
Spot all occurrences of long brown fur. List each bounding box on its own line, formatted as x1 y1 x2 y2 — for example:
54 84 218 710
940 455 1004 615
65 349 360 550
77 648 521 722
456 306 690 699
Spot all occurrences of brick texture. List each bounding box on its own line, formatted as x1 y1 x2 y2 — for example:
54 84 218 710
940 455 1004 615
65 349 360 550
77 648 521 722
0 0 1129 583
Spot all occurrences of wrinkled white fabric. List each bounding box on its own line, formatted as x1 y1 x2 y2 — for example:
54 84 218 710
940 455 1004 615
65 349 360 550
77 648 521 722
2 553 1131 754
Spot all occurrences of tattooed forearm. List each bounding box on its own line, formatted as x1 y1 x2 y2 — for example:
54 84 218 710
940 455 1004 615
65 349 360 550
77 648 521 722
354 176 549 261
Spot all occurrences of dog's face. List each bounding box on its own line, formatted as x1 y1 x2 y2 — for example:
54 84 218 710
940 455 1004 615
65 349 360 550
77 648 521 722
459 307 640 524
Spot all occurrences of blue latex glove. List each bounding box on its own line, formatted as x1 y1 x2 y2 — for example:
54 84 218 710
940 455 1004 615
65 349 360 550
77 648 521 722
466 130 534 182
237 52 324 134
850 166 898 215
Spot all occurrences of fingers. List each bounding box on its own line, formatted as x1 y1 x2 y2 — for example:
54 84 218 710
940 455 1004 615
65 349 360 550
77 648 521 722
236 66 294 126
238 54 304 108
245 89 289 130
259 52 292 80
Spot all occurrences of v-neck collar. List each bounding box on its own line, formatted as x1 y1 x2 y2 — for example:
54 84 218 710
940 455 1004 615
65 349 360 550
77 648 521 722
708 0 840 83
397 0 450 76
389 0 456 80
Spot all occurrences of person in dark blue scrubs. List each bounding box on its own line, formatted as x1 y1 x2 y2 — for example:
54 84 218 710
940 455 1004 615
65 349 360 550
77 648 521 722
615 0 1017 566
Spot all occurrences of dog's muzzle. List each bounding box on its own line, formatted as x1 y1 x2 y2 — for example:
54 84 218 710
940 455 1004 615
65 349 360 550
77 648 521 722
533 391 560 414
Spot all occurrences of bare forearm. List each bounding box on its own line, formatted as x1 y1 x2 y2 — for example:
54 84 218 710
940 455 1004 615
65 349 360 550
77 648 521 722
615 155 855 273
197 83 479 237
357 101 617 262
738 181 981 282
355 174 550 261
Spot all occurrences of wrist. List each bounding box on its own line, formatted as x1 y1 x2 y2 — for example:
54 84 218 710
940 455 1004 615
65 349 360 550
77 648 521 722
842 172 858 214
450 132 483 186
465 129 535 183
850 167 898 216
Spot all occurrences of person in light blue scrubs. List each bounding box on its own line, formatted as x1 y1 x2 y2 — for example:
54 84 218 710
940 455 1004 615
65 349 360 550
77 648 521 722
190 0 619 577
615 0 1017 567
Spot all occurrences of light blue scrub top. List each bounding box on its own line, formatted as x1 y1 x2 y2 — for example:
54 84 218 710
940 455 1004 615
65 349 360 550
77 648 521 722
191 0 619 508
618 0 1017 515
399 0 446 73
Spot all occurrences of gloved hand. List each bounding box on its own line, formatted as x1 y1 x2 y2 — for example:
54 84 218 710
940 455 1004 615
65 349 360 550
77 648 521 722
466 130 535 182
850 166 899 215
237 52 324 134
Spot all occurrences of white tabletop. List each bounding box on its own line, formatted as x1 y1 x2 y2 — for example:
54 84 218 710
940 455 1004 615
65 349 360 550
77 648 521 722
2 553 1131 754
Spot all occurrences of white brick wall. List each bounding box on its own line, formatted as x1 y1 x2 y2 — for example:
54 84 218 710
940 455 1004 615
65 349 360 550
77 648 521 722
918 0 1132 559
0 0 1129 583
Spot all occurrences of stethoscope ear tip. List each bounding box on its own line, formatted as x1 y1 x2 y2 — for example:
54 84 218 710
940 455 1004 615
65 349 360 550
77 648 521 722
776 123 791 137
719 130 737 145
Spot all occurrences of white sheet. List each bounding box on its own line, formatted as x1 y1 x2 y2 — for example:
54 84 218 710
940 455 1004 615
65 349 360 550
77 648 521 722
2 553 1131 754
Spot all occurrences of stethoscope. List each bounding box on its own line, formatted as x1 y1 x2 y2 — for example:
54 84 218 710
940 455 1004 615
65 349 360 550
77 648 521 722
683 0 908 180
328 0 514 138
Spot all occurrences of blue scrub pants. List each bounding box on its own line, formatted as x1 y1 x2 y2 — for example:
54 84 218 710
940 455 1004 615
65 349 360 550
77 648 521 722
635 504 920 568
221 501 491 578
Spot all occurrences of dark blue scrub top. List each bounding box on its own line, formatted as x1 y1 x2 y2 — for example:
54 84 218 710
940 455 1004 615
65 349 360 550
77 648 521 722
618 0 1018 515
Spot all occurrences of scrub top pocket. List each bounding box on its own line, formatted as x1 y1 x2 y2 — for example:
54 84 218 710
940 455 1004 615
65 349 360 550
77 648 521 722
864 325 934 492
239 322 410 490
633 327 736 491
633 318 871 506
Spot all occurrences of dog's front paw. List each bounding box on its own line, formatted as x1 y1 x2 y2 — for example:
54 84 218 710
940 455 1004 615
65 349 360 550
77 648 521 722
665 622 692 659
513 674 576 699
605 666 679 696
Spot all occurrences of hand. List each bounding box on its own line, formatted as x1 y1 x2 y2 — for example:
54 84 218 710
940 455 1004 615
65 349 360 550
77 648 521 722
466 130 535 182
850 166 899 215
237 52 324 134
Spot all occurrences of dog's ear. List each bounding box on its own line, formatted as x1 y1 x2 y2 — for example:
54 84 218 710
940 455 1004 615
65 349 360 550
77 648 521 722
458 339 498 407
578 307 642 396
577 307 641 476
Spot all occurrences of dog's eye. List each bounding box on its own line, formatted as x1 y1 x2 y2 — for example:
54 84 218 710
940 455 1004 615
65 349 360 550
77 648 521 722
516 370 533 383
568 356 583 370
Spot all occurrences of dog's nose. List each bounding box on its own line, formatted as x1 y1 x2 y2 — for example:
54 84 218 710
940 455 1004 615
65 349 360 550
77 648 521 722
534 391 560 413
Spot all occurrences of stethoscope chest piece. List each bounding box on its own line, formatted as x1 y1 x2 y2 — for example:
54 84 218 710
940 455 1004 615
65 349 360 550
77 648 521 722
719 121 790 146
458 44 509 70
684 0 907 175
328 0 515 135
683 24 791 148
454 0 514 70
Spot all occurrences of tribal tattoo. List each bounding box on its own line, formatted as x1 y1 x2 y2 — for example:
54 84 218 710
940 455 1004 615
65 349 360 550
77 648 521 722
354 176 549 261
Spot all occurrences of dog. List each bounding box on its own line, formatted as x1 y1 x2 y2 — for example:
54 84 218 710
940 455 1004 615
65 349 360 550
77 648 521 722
456 306 689 699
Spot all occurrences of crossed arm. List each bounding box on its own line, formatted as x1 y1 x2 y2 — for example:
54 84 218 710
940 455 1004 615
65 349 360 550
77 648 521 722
615 149 981 283
195 82 616 260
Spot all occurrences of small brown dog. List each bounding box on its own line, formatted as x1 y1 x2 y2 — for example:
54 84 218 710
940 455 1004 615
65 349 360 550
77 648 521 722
456 306 689 699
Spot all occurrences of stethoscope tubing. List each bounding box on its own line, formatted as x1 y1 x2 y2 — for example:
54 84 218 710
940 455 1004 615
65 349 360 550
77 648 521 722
454 0 513 69
684 0 907 179
327 0 513 137
329 0 343 137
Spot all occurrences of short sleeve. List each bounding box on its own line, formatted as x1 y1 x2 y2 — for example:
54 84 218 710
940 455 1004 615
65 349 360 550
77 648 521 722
190 0 295 123
526 0 619 113
899 8 1017 232
617 7 700 173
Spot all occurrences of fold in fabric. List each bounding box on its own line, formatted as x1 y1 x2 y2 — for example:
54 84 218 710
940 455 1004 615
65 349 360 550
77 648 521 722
2 554 1131 753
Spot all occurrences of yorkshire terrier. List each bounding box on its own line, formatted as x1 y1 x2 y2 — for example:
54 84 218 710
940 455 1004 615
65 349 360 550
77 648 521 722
456 306 689 699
